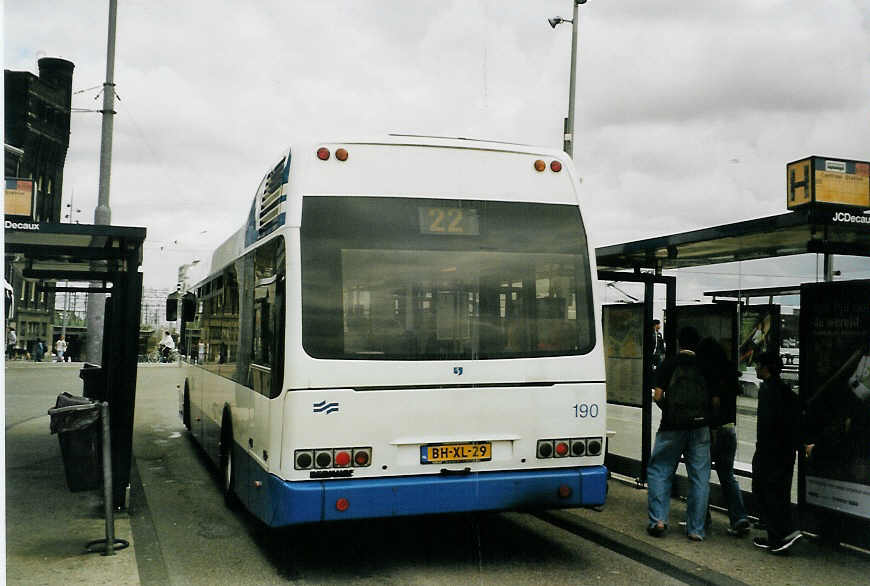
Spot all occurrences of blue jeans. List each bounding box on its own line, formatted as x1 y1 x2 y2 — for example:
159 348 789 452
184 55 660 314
647 427 711 538
711 424 748 529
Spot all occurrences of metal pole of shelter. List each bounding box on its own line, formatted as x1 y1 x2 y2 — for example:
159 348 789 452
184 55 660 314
640 279 654 485
99 401 115 555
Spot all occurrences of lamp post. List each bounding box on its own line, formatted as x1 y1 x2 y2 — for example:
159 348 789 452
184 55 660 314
548 0 587 158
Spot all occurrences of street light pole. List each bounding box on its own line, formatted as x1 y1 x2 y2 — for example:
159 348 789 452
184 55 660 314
549 0 586 158
566 1 580 158
86 0 119 364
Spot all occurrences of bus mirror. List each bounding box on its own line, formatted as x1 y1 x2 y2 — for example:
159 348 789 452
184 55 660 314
182 293 196 322
166 296 178 321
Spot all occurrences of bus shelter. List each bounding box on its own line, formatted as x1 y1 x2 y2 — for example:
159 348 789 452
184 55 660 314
5 221 146 507
596 205 870 548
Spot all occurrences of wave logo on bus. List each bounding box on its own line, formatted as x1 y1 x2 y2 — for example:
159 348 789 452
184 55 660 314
312 401 339 415
453 367 463 376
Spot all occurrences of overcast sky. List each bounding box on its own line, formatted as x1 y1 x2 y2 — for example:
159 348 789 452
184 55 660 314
5 0 870 300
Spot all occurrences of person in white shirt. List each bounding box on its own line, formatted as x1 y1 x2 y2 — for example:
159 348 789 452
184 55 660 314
55 335 67 362
159 331 176 362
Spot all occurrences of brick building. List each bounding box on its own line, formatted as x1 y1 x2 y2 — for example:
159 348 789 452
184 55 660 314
4 57 74 358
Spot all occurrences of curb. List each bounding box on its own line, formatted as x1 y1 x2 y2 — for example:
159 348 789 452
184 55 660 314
536 509 748 586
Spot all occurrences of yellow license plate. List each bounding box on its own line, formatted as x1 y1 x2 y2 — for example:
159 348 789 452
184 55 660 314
420 442 492 464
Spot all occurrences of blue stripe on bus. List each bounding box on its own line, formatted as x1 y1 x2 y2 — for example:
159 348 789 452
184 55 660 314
240 454 606 526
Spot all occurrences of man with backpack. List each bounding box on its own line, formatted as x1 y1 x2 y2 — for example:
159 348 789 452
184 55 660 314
647 326 717 542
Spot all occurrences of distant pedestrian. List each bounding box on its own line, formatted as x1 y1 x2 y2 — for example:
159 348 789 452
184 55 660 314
7 326 17 359
751 351 802 554
653 319 666 370
34 339 45 362
198 340 205 364
55 335 67 363
647 326 716 542
697 337 750 537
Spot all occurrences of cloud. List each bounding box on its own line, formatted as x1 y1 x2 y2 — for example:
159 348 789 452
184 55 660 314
5 0 869 290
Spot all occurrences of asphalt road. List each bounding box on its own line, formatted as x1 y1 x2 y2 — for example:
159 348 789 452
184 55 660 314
129 366 685 585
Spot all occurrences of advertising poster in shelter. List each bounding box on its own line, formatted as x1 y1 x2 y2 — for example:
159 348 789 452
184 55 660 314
671 303 737 363
738 305 781 372
603 303 644 407
801 280 870 520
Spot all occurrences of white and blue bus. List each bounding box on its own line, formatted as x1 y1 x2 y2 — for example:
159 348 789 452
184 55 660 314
178 136 607 526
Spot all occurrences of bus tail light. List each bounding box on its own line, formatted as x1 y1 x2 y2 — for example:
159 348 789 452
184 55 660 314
334 449 352 467
335 497 350 512
550 160 562 172
293 447 372 470
536 437 603 459
295 450 314 469
295 446 373 470
353 448 372 467
534 159 546 172
317 147 330 160
587 438 603 456
315 450 333 468
335 148 349 161
537 440 554 458
558 484 573 499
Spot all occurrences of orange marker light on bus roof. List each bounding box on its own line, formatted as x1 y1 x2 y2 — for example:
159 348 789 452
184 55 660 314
335 148 348 161
317 147 330 160
550 160 562 172
534 160 546 172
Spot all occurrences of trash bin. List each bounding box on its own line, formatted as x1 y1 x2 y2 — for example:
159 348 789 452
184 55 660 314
49 392 102 492
79 363 106 402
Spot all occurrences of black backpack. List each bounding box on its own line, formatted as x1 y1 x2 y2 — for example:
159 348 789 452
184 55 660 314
662 357 708 428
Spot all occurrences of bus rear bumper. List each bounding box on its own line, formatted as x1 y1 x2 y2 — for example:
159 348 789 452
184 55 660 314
263 466 607 526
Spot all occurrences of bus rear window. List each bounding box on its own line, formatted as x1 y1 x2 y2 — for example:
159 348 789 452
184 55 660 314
301 196 595 360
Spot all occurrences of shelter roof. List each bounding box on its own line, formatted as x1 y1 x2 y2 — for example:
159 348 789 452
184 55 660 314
5 222 146 282
595 207 870 272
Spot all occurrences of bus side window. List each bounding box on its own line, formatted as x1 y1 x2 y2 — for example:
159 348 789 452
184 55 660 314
249 236 285 397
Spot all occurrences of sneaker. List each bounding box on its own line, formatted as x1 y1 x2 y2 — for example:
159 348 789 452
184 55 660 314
770 531 802 554
727 518 751 537
647 523 666 537
753 537 770 550
687 533 704 542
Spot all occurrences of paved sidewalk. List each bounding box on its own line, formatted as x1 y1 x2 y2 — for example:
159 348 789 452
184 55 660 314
550 476 870 585
5 361 140 585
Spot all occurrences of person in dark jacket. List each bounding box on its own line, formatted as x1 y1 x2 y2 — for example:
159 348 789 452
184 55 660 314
751 351 802 554
697 337 750 536
647 326 715 542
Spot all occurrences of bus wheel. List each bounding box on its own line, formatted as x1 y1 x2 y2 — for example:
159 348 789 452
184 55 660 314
220 419 239 509
182 388 191 430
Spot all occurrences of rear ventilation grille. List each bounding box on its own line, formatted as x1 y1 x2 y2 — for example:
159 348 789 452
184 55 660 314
258 156 289 237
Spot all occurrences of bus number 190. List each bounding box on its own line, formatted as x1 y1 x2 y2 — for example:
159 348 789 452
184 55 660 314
573 403 599 418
